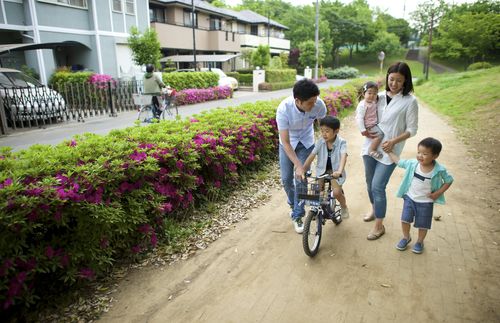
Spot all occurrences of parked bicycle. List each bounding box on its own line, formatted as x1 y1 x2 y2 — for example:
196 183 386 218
297 173 343 257
134 89 178 123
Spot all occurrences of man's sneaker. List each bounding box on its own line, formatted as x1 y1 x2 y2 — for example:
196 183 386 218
396 237 412 251
293 218 304 234
412 242 424 254
340 207 350 219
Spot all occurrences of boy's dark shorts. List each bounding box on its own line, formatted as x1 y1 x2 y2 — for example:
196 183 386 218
401 195 434 230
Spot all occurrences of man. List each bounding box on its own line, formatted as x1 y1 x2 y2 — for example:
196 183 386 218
276 79 327 233
143 64 165 119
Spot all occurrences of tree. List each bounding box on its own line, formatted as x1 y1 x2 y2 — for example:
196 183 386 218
298 40 325 69
240 48 254 68
410 0 449 45
279 51 289 68
127 26 162 68
251 45 271 68
376 13 411 46
367 31 404 56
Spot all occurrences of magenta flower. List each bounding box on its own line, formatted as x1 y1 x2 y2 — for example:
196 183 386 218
176 160 184 170
45 246 55 259
131 245 142 253
160 202 173 213
79 268 95 280
129 151 147 162
150 232 158 247
68 139 77 147
0 178 13 189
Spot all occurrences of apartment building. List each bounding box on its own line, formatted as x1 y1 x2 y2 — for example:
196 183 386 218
0 0 150 84
150 0 290 71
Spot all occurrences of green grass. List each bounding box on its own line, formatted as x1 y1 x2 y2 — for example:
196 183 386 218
334 51 440 79
415 66 500 127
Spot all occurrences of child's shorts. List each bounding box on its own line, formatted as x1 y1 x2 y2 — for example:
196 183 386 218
401 195 434 230
367 124 384 138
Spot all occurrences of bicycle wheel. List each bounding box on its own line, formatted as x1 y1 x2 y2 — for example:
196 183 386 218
137 105 154 123
162 101 178 118
303 209 322 257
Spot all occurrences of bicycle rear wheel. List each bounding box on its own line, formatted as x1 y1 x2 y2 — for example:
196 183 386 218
137 105 154 123
303 209 322 257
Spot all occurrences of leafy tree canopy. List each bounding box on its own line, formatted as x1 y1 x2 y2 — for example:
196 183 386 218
127 26 162 68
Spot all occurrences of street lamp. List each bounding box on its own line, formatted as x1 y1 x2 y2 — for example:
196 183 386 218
314 0 319 79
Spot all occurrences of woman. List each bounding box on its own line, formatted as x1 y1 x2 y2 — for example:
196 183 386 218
360 61 418 240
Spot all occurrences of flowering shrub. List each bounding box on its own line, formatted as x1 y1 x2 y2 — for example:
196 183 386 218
174 86 232 106
0 99 279 312
320 84 358 116
313 76 328 83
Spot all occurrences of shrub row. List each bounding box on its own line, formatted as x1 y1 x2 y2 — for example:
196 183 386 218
239 74 253 85
467 61 493 71
0 100 279 312
265 69 296 83
258 81 296 91
325 66 359 79
320 83 359 117
163 72 219 91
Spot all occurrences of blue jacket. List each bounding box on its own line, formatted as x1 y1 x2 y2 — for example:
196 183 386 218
396 159 453 205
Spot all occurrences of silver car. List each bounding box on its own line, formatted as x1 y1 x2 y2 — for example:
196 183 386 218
0 68 66 127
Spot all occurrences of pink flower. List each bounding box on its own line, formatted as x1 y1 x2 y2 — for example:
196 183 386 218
160 202 173 213
150 232 158 247
79 268 95 280
68 139 77 147
45 246 55 259
131 245 142 253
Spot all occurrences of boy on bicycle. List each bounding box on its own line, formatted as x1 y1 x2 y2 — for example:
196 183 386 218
303 116 349 221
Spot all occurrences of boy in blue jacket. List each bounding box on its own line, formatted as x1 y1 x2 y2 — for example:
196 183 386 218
388 137 453 254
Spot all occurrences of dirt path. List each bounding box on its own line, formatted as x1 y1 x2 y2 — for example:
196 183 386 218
99 102 500 323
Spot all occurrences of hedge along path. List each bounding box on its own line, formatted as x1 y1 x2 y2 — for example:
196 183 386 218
0 100 282 312
99 100 500 322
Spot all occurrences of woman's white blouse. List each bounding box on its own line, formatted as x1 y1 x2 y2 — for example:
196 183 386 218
361 91 418 165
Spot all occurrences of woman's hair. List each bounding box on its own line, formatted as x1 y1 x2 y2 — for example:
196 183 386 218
319 115 340 131
385 61 414 96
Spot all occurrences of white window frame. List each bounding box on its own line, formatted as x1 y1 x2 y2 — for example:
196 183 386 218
38 0 88 9
125 0 134 15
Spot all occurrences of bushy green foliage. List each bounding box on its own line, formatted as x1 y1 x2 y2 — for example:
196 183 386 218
163 72 218 90
0 100 280 312
251 45 271 68
127 26 162 68
239 74 253 85
265 69 296 83
324 66 359 79
49 71 94 87
236 69 254 74
320 83 359 117
258 81 296 91
367 31 404 56
467 61 493 71
226 72 239 80
269 56 283 69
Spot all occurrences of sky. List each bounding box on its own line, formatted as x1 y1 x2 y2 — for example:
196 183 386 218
230 0 477 21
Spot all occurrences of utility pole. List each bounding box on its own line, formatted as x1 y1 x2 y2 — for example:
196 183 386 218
267 11 270 46
425 10 434 80
191 0 197 70
314 0 319 79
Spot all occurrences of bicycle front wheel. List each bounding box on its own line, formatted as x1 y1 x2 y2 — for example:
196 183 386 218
303 209 322 257
137 105 154 123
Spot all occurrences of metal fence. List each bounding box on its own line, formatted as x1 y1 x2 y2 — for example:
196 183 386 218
0 80 143 134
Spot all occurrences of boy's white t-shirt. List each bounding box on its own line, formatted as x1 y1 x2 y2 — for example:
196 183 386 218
407 164 434 203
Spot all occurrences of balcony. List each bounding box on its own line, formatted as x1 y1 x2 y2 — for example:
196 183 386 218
240 34 290 53
151 22 241 52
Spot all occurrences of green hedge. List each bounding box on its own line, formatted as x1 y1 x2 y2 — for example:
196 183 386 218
324 66 359 79
239 74 253 85
226 72 239 80
236 68 253 74
49 71 94 87
0 100 279 313
265 69 296 83
258 80 296 91
163 72 219 90
467 61 493 71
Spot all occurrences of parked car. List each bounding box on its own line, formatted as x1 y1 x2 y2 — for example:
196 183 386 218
0 68 66 127
174 68 239 90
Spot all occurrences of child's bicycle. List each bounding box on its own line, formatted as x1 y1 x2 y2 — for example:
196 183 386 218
297 173 343 257
134 89 178 123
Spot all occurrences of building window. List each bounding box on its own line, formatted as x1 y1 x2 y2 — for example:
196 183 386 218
210 16 221 30
150 7 166 23
125 0 134 14
183 9 197 27
40 0 88 8
250 25 258 36
112 0 122 12
237 23 246 34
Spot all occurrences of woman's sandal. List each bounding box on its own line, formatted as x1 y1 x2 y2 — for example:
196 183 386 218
367 226 385 240
369 150 383 159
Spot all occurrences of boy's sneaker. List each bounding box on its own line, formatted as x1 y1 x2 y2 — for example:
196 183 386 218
340 207 350 219
332 214 342 225
293 218 304 234
412 242 424 254
396 237 412 251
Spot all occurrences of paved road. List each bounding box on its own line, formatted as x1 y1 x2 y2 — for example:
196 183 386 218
0 80 347 151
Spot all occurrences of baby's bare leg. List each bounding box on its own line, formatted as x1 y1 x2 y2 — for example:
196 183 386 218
369 135 383 152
